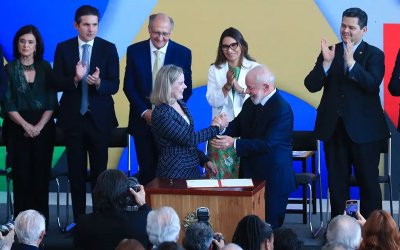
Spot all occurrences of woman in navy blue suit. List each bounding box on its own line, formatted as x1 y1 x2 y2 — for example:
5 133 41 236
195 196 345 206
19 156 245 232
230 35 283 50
151 65 228 179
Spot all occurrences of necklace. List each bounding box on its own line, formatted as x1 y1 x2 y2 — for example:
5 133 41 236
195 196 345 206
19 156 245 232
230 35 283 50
21 63 35 71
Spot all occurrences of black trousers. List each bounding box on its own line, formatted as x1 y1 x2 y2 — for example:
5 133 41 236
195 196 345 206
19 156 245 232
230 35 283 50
64 114 110 222
5 114 55 222
324 119 382 219
132 127 158 185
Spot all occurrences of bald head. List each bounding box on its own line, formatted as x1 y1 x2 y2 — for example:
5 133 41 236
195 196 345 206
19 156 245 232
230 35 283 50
148 13 174 49
245 65 276 104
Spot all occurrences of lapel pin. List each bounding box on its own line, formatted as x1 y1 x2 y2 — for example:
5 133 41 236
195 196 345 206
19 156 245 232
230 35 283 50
359 51 362 54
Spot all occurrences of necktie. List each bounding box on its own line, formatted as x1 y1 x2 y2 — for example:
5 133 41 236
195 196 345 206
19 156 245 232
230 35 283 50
80 44 90 115
152 50 161 86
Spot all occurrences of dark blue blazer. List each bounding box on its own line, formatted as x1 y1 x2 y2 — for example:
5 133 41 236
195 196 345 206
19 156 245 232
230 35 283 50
225 90 296 196
0 45 7 100
53 37 119 131
151 100 218 179
305 41 389 143
123 39 192 135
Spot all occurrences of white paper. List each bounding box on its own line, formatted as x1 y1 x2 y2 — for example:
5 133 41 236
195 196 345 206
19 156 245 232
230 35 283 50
220 179 254 187
292 151 308 157
186 179 220 188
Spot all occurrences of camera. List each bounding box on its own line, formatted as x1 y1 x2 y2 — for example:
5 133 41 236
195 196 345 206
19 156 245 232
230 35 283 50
125 176 140 207
196 207 210 225
0 222 14 236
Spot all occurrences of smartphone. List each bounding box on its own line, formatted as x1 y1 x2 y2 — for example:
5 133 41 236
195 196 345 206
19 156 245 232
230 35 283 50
345 200 358 218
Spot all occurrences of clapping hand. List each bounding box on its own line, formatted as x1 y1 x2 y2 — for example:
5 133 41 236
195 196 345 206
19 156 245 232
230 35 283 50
321 38 335 68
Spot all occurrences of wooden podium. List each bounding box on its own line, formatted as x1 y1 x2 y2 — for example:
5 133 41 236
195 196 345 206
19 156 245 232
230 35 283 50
145 178 265 243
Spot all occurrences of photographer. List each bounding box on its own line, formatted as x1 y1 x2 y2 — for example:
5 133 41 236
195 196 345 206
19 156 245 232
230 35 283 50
0 224 14 250
74 169 151 250
183 222 225 250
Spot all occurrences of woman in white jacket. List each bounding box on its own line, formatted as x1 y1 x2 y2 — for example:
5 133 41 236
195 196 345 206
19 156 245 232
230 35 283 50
206 27 259 178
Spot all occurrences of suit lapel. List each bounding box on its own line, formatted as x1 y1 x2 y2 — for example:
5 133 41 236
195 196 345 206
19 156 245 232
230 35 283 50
179 100 194 130
353 41 366 63
164 40 174 65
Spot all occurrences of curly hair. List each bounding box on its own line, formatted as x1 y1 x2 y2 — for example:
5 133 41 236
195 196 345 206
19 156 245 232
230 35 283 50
358 210 400 250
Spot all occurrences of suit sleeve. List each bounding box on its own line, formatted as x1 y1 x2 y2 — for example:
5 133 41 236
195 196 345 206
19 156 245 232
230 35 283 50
0 46 7 100
304 52 328 93
96 43 119 95
152 107 219 147
236 105 293 157
206 65 226 109
182 49 192 102
123 47 148 116
53 43 79 92
388 49 400 96
347 48 384 94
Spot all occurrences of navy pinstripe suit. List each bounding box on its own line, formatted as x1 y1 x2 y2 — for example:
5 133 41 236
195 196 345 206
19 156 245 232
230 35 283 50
151 100 219 179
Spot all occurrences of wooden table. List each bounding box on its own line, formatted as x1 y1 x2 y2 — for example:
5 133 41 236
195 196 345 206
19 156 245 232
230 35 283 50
145 178 265 243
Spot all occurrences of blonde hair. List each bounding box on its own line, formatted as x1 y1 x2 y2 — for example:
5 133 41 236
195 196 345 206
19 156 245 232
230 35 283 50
150 65 184 105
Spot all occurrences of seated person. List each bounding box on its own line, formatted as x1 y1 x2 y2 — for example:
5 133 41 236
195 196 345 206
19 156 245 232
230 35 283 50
326 215 361 250
115 239 145 250
222 243 243 250
273 227 303 250
183 222 224 250
14 209 46 250
156 241 185 250
74 169 150 250
146 206 180 248
232 215 274 250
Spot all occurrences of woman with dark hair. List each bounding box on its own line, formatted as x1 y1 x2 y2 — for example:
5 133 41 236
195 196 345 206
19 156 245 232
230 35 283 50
206 27 259 178
74 169 151 250
273 227 303 250
2 24 57 221
358 210 400 250
232 215 274 250
151 65 228 179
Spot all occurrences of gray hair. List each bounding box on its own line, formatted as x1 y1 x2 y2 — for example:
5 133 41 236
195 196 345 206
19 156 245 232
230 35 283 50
183 222 213 250
150 65 184 105
15 210 46 245
148 13 174 31
326 215 361 249
146 206 181 246
222 243 243 250
246 65 275 88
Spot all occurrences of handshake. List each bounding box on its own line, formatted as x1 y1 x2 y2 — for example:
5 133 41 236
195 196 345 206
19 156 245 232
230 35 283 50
211 112 229 131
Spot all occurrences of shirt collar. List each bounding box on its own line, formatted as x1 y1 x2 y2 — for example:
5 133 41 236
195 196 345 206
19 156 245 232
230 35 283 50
150 40 169 54
260 88 276 106
342 40 362 52
78 37 94 47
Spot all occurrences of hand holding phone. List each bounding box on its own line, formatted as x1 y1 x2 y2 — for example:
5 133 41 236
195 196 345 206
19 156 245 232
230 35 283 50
345 200 358 218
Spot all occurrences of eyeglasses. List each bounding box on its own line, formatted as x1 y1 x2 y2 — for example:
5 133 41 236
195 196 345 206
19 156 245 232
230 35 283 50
221 42 239 51
151 30 171 38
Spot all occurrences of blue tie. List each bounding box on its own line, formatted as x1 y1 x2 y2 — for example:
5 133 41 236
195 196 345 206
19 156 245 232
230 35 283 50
80 44 90 115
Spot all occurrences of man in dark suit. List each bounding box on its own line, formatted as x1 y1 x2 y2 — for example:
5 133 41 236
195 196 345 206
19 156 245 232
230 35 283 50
123 13 192 185
304 8 389 219
211 65 296 228
53 5 119 222
388 49 400 131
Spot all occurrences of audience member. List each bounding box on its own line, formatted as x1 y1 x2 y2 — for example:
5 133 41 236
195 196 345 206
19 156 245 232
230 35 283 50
14 210 46 250
232 215 274 250
53 4 120 222
183 222 224 250
115 239 145 250
221 243 243 250
0 225 15 250
146 206 180 248
326 215 361 249
206 27 259 178
273 227 303 250
3 24 57 222
304 7 389 219
358 210 400 250
322 241 348 250
123 12 192 185
74 169 150 250
156 241 185 250
151 65 228 179
211 65 295 228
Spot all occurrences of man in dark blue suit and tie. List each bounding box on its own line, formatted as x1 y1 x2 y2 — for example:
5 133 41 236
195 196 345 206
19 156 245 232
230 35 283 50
304 8 389 219
53 5 119 222
211 65 296 228
124 13 192 185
